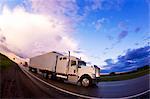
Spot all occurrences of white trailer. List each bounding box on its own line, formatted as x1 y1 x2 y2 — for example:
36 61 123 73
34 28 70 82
29 51 100 87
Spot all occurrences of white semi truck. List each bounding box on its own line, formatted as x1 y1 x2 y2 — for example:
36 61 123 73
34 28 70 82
29 51 100 87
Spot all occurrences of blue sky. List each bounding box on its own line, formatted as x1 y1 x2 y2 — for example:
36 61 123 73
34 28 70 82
0 0 149 73
74 0 150 72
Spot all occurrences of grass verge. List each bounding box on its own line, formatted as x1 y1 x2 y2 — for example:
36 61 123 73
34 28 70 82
99 67 150 82
0 53 13 69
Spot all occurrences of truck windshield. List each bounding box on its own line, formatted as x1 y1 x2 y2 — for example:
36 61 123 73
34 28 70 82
78 61 86 66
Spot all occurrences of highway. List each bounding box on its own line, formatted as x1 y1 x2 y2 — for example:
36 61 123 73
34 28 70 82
21 65 150 98
1 62 79 98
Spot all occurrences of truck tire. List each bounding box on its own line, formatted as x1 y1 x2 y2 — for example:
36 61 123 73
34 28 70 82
29 67 32 71
42 72 49 78
51 74 56 80
29 67 37 73
80 77 92 87
33 68 37 73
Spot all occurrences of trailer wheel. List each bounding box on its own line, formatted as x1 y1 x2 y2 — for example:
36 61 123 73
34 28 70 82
51 74 56 80
29 67 37 73
42 73 48 78
33 68 37 73
29 67 32 71
80 76 92 87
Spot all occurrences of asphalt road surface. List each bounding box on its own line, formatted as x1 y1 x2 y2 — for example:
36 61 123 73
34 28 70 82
23 66 150 98
1 63 149 98
0 62 77 98
98 75 149 98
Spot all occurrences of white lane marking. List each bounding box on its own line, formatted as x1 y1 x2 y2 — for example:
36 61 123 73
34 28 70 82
121 90 150 99
19 65 150 99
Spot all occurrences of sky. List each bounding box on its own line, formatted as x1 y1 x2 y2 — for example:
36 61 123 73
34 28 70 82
0 0 149 73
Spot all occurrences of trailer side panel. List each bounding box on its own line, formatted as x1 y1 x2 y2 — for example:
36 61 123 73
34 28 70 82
29 52 62 72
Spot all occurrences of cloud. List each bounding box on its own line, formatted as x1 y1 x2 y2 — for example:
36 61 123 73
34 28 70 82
73 50 83 54
118 21 128 29
95 22 102 31
134 27 141 33
91 0 124 11
118 30 128 40
0 34 6 43
104 59 114 65
134 43 139 46
0 6 79 58
30 0 78 15
0 44 12 53
28 0 125 24
93 18 108 31
29 0 82 22
106 35 113 40
116 21 130 42
91 0 102 10
104 48 109 50
103 46 150 73
124 46 149 60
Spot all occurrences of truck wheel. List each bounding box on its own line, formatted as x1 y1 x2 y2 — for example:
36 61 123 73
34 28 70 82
42 73 48 78
33 68 37 73
29 67 32 71
81 77 92 87
51 74 56 80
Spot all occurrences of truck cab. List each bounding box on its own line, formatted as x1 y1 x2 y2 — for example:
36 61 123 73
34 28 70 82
57 56 100 87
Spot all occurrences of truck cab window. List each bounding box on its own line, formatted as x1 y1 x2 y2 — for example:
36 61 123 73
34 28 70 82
78 61 86 66
63 57 67 60
71 60 76 66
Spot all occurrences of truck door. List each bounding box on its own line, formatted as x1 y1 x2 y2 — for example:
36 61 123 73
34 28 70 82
68 60 78 83
56 57 68 74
